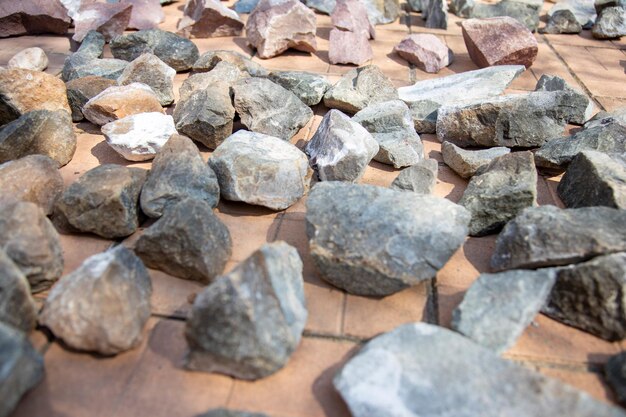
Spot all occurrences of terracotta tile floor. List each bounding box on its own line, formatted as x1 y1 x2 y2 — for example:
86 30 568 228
3 0 626 415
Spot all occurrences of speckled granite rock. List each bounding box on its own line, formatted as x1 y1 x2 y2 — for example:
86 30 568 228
390 159 438 194
117 53 176 106
441 141 510 178
268 71 331 106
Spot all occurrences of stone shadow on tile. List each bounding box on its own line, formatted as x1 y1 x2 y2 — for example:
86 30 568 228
312 343 360 417
90 140 138 166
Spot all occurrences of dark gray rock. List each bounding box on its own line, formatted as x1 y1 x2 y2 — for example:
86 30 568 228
585 106 626 129
180 61 247 101
117 53 176 106
407 0 423 12
549 0 596 28
423 0 448 29
408 100 440 133
491 205 626 271
192 50 268 77
390 159 438 194
541 9 583 33
234 0 260 13
592 6 626 38
606 351 626 405
0 250 37 333
452 268 556 353
65 76 117 122
450 0 474 17
185 242 307 379
441 141 510 179
334 322 626 417
231 77 313 140
56 164 147 239
459 151 537 236
471 0 542 32
306 182 470 296
135 199 231 283
110 29 200 72
141 134 220 218
61 31 129 82
534 74 593 124
41 246 152 355
268 71 331 106
199 409 269 417
596 0 626 14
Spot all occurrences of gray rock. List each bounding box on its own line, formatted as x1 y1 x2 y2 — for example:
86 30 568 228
56 164 147 239
117 53 176 106
459 151 537 236
199 410 269 417
390 158 438 194
231 77 313 140
593 6 626 38
549 0 596 28
423 0 448 29
65 76 117 122
408 100 440 133
585 106 626 129
558 151 626 209
208 130 312 210
0 322 43 417
268 71 331 106
471 0 542 32
606 351 626 405
407 0 423 12
442 141 510 178
306 182 470 296
110 29 200 72
234 0 260 13
41 246 152 355
180 61 247 101
305 109 379 182
0 200 63 293
307 0 335 14
452 268 556 353
185 242 307 379
353 100 424 168
192 50 268 77
596 0 626 14
450 0 474 17
0 250 37 333
534 74 593 124
61 31 129 82
135 199 232 283
141 134 220 218
359 0 400 24
542 253 626 341
334 322 626 417
323 65 399 114
491 205 626 271
541 9 583 33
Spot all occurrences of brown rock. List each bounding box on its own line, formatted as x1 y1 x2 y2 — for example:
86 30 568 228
329 28 372 65
462 16 538 68
178 0 244 38
65 76 117 122
122 0 164 30
331 0 375 39
82 83 163 126
394 33 453 73
0 0 71 37
72 2 133 42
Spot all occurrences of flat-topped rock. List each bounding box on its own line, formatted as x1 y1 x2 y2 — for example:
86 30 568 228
66 76 117 122
394 34 452 73
0 0 71 37
0 250 37 333
328 28 373 66
177 0 244 38
83 83 163 126
442 141 510 178
268 71 331 106
390 159 438 194
8 47 48 71
192 50 268 77
72 2 132 42
117 53 176 106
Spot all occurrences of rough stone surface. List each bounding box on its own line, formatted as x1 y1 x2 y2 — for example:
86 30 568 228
585 107 626 129
110 29 200 72
306 182 470 296
7 47 48 71
606 351 626 405
185 242 307 379
268 71 331 106
0 0 71 37
442 141 510 178
359 0 400 24
328 28 373 66
180 61 247 100
593 6 626 38
61 31 129 82
56 164 147 239
117 53 176 106
192 50 269 77
231 77 313 140
450 0 474 17
462 16 538 68
208 130 311 210
41 246 152 355
394 34 452 73
323 65 398 114
0 200 63 293
423 0 448 29
178 0 244 38
135 199 231 283
72 2 132 42
83 83 163 126
305 109 378 182
596 0 626 14
334 322 626 417
353 100 424 168
491 205 626 271
0 155 63 215
541 9 583 33
66 76 117 121
332 0 375 39
0 250 37 333
471 0 542 32
123 0 165 30
407 100 440 133
390 158 438 194
246 0 317 59
535 74 593 125
549 0 596 28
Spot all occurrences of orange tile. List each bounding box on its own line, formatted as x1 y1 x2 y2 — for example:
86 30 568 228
149 269 204 319
437 235 495 287
436 284 466 328
58 233 113 276
214 210 282 262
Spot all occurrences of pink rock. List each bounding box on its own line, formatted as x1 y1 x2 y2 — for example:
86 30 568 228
121 0 164 30
328 28 372 65
246 0 317 59
462 16 538 68
0 0 71 37
73 2 132 42
177 0 243 38
331 0 375 40
394 33 452 73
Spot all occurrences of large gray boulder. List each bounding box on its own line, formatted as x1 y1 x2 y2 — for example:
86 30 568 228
441 141 510 178
0 250 37 333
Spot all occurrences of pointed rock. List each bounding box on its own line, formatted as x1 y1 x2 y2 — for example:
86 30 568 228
192 50 268 77
178 0 244 38
8 47 48 71
332 0 375 38
535 74 593 124
66 76 117 121
442 141 510 178
268 71 331 106
390 159 438 194
72 2 133 42
0 0 71 37
0 250 37 333
394 34 452 73
328 29 373 66
117 53 176 106
123 0 165 30
541 9 582 33
83 83 163 126
423 0 448 29
61 31 129 82
593 6 626 38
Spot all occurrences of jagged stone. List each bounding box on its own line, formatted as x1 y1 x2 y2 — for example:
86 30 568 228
234 0 259 13
328 29 373 66
442 141 510 179
423 0 448 29
61 31 129 82
535 74 593 124
359 0 400 24
585 106 626 129
332 0 376 38
72 2 132 42
117 53 176 106
0 250 37 333
596 0 626 14
178 0 244 38
390 159 438 194
268 71 331 106
123 0 165 30
192 50 268 77
66 76 117 122
0 0 71 37
407 100 440 133
83 83 163 126
471 0 542 32
450 0 474 17
541 9 582 33
394 34 452 73
180 62 247 101
8 47 48 71
606 351 626 405
592 6 626 38
549 0 596 28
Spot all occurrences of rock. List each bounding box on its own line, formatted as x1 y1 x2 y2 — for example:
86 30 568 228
178 0 244 38
66 76 117 122
541 9 582 33
390 159 438 194
7 48 48 71
192 50 268 77
606 351 626 405
305 109 378 182
542 253 626 341
306 182 470 296
234 0 259 13
0 110 77 167
110 29 200 72
441 142 510 179
185 242 306 379
471 0 542 32
393 34 452 73
56 164 147 239
134 199 231 283
102 112 177 162
423 0 448 29
450 0 474 17
452 268 556 353
0 0 71 37
0 155 63 215
82 83 163 126
231 77 313 140
596 0 626 14
585 107 626 129
462 17 538 68
180 62 247 100
0 250 37 333
407 100 440 133
459 151 537 236
328 28 373 66
323 65 398 114
61 31 129 82
491 205 626 271
246 0 317 59
199 410 269 417
592 6 626 38
549 0 596 28
40 246 152 355
0 322 43 417
117 53 176 106
359 0 400 24
0 68 71 125
268 71 331 106
72 2 132 42
535 74 593 125
123 0 165 30
407 0 422 12
334 322 626 417
140 134 220 218
352 100 424 168
0 200 63 293
208 130 311 210
332 0 375 39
